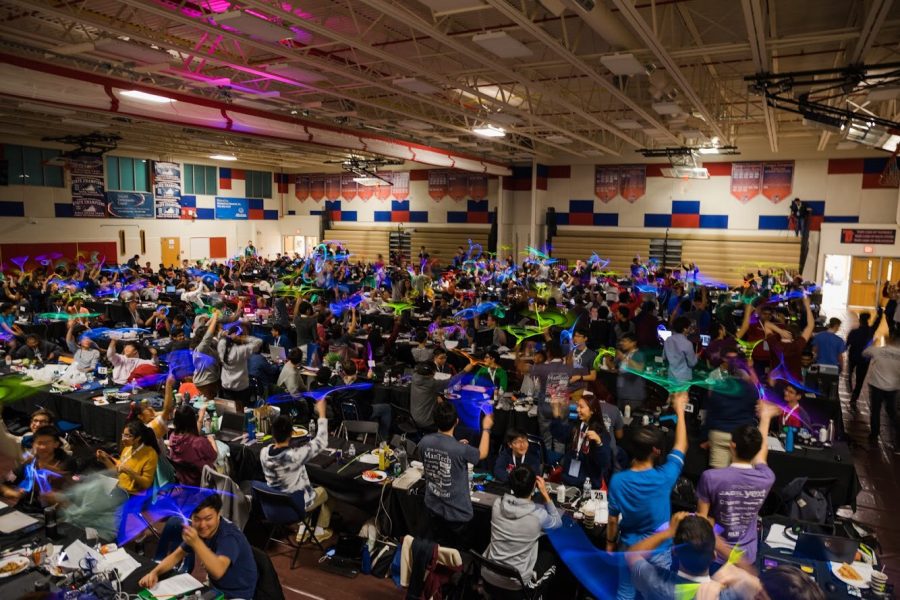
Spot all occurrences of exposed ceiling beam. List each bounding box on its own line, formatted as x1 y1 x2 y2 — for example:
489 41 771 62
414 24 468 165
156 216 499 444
851 0 894 63
610 0 728 144
742 0 777 153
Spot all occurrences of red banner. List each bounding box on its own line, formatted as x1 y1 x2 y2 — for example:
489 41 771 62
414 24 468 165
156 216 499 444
357 180 374 201
618 165 646 203
391 171 410 199
447 172 468 201
468 174 488 200
428 170 448 201
309 174 325 201
762 161 794 203
325 174 341 201
340 173 358 201
730 162 762 203
374 172 393 201
294 175 309 201
594 166 619 203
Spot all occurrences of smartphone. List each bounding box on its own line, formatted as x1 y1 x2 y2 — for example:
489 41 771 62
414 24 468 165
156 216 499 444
700 335 710 347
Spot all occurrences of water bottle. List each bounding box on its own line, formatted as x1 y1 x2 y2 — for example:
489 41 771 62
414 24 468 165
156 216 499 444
347 443 356 460
468 470 475 493
308 418 316 436
394 446 408 473
582 477 592 501
556 483 567 504
827 419 835 443
245 408 257 441
785 426 795 453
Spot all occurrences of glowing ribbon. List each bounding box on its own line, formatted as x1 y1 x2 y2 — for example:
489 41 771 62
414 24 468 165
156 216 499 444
117 484 227 545
501 325 547 346
37 312 102 320
385 302 414 315
19 462 61 495
592 347 617 370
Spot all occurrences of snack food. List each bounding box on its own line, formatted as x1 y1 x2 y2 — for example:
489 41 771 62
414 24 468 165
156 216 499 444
838 563 863 581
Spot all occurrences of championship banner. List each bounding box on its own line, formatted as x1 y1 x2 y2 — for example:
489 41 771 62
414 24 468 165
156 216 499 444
447 171 469 201
390 171 409 200
70 156 106 218
594 166 619 203
106 191 154 219
762 161 794 203
618 165 646 203
294 175 310 202
374 172 393 201
309 174 325 201
428 170 448 201
729 162 762 203
153 161 182 219
340 173 358 201
325 174 341 201
215 197 249 220
468 174 487 200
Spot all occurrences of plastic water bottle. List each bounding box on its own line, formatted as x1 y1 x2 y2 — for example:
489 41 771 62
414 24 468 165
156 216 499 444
785 426 795 453
202 410 212 435
245 408 257 441
582 477 592 501
556 483 567 504
347 443 356 460
468 470 475 493
308 418 316 436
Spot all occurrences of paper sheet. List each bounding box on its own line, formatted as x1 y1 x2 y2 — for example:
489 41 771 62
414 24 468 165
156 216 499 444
0 510 38 534
765 524 797 551
58 539 102 570
148 573 204 597
101 547 141 581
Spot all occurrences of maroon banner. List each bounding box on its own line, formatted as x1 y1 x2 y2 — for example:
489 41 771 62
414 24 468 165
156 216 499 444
618 165 646 203
374 172 393 201
325 174 341 201
468 174 488 200
447 171 468 201
594 166 619 203
730 162 762 203
428 170 448 201
309 174 325 201
294 175 309 201
762 161 794 203
340 173 358 201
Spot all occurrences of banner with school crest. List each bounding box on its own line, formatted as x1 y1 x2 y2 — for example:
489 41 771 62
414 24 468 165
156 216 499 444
295 171 410 202
761 161 794 204
618 165 646 202
70 156 106 218
427 170 487 202
729 162 763 203
152 161 183 219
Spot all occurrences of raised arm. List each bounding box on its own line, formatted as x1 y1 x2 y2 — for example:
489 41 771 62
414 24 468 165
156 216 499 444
800 294 814 342
753 400 782 465
672 391 688 454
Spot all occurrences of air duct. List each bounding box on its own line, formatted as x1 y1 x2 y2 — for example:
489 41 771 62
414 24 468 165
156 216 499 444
560 0 638 49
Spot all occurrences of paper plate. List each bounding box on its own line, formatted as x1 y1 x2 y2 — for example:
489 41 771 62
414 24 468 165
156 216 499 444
0 555 29 578
359 453 380 465
830 562 872 589
362 470 387 482
444 341 459 349
291 427 308 438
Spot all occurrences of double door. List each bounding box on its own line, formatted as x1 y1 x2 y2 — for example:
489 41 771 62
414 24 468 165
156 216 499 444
848 256 900 307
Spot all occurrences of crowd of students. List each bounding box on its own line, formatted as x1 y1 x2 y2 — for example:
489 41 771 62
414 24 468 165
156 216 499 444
0 245 897 599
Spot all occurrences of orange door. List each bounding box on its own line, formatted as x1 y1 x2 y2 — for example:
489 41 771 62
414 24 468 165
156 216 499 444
160 237 180 268
848 257 878 308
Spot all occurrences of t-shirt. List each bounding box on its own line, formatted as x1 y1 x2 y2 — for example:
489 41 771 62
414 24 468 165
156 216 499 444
812 331 845 367
599 402 624 455
530 361 574 403
697 463 775 564
418 432 480 522
608 450 685 547
181 519 257 599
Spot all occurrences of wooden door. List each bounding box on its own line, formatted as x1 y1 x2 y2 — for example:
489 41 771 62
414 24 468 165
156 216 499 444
848 257 879 307
160 237 180 268
879 258 900 306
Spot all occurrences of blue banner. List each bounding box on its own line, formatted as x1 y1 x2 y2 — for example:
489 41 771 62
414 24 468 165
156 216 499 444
106 191 154 219
215 197 249 220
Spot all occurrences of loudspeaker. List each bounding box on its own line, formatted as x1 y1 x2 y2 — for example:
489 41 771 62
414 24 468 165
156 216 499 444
139 230 146 254
118 230 125 254
546 207 557 237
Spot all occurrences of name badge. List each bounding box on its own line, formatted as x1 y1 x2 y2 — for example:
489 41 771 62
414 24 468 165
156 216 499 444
567 459 582 479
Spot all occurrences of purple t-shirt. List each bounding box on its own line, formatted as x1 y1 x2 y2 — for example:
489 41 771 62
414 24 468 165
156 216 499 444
697 463 775 564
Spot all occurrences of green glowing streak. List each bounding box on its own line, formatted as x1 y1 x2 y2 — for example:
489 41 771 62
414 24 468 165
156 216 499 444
674 583 700 600
622 366 747 395
385 302 414 315
276 285 322 298
522 310 568 329
522 246 550 260
736 338 763 353
501 325 546 346
592 348 617 370
37 312 102 320
0 377 44 404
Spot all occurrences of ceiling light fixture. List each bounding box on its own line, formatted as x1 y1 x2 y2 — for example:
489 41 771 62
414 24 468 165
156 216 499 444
215 10 294 43
472 124 506 138
472 31 532 59
696 147 720 155
120 90 175 103
209 154 238 161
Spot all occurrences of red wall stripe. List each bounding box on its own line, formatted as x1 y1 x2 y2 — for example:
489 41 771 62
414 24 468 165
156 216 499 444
409 170 429 181
705 162 732 176
547 165 571 178
827 159 865 174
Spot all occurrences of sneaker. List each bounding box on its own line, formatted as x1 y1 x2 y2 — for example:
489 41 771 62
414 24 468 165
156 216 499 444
313 527 333 542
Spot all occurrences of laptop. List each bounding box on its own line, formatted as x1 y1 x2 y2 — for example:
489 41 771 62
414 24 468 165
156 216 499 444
165 286 176 293
793 532 858 563
217 411 245 442
269 346 287 362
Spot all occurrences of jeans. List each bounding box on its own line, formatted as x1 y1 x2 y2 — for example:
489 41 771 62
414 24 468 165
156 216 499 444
869 385 899 442
371 403 392 440
848 360 869 401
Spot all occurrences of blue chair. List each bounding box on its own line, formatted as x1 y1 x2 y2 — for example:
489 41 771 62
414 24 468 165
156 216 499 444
250 481 324 569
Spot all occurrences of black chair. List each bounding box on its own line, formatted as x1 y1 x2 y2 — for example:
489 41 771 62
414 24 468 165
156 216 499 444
250 481 325 569
251 546 286 600
339 419 379 444
468 550 536 600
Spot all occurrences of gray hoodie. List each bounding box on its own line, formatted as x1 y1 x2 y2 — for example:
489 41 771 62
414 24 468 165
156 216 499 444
483 493 562 589
410 372 448 429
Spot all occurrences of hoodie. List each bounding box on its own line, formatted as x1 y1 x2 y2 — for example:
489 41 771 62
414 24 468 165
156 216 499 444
167 432 218 486
483 494 562 590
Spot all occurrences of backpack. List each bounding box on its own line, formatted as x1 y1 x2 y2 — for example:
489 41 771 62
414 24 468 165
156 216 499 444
781 477 833 525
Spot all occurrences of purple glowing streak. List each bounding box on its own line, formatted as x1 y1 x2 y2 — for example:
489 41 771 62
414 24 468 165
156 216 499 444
266 382 374 405
117 484 227 545
10 256 28 272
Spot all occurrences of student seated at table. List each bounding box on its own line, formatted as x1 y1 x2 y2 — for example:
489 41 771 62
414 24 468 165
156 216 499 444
19 408 71 454
65 320 99 373
483 465 562 594
411 327 433 363
106 340 158 385
463 349 508 395
2 426 77 513
260 407 334 542
168 405 218 486
493 429 543 484
432 348 457 377
778 382 812 430
276 347 307 396
140 493 258 600
550 392 612 490
95 420 159 496
627 513 734 600
14 334 63 363
697 400 781 565
248 342 280 392
269 323 292 349
417 401 493 549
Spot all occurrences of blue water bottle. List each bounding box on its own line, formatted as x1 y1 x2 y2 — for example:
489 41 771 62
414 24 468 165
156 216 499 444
244 408 256 441
785 426 795 453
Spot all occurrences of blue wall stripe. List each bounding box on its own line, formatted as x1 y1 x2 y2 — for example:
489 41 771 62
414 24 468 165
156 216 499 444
758 215 789 229
0 201 24 217
823 215 860 223
324 200 341 211
699 215 729 229
263 209 279 220
467 199 488 212
248 198 264 210
196 208 215 220
672 200 700 214
569 200 594 213
554 213 570 225
593 213 618 226
447 212 467 223
54 203 74 218
310 210 322 216
391 200 410 211
863 157 888 173
219 167 231 179
805 200 825 216
287 210 296 216
180 195 197 208
340 211 357 222
409 211 429 223
374 211 391 222
644 214 672 228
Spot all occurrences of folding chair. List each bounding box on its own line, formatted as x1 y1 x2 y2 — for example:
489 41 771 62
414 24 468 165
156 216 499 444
250 481 325 569
469 550 537 600
338 419 379 445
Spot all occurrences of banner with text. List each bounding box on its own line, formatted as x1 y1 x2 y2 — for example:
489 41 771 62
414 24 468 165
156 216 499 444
106 191 154 218
153 161 183 219
618 165 646 203
594 166 620 203
215 197 249 220
295 171 411 202
428 170 486 202
730 162 763 203
70 156 106 218
762 161 794 203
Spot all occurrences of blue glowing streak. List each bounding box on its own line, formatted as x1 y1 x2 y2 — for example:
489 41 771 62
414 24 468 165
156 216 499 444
635 284 659 295
559 315 581 347
20 462 61 495
329 294 363 317
117 484 227 545
120 373 168 391
587 253 610 269
446 373 494 431
267 382 375 405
